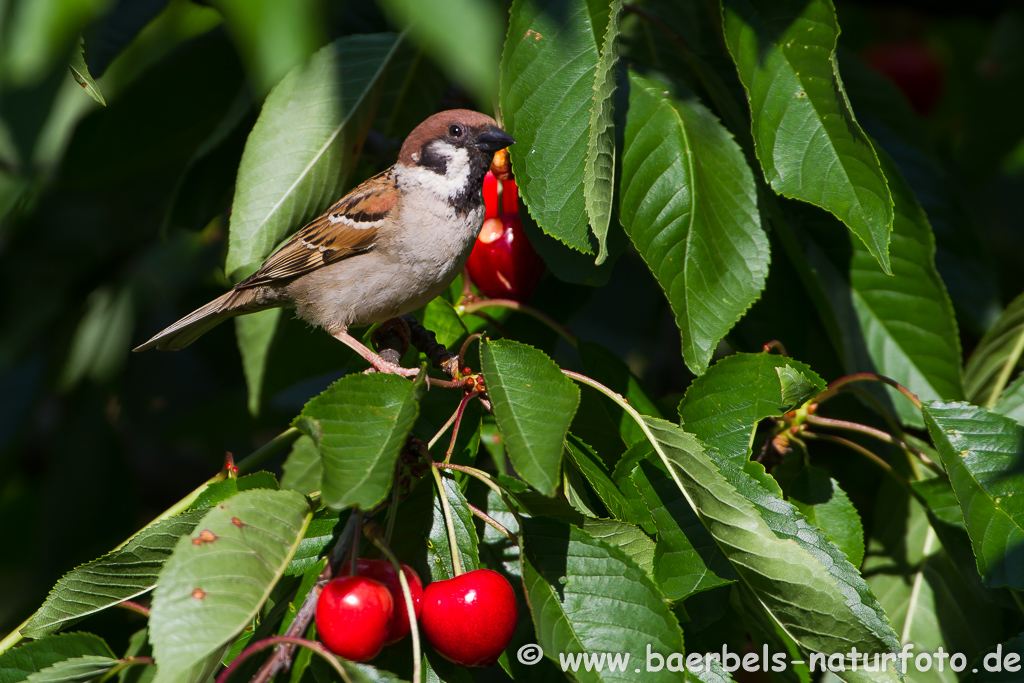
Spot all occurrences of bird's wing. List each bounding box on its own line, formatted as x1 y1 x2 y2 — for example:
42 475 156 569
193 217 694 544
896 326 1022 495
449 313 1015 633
236 169 399 288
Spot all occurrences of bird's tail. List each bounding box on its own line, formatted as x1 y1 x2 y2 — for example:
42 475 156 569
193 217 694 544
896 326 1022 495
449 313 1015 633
133 288 271 352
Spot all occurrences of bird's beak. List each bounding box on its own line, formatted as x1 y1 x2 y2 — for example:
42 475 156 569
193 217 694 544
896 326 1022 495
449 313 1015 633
474 126 516 153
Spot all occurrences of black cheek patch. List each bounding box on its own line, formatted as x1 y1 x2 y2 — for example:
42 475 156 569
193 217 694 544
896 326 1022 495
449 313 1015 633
418 144 449 175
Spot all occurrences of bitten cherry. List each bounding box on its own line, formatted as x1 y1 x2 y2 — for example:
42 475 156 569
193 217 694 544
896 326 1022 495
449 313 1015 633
466 213 545 302
355 558 424 644
420 569 518 667
315 576 393 662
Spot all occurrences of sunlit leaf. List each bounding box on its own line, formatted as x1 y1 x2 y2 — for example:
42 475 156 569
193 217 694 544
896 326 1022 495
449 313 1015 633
722 0 893 272
149 489 311 682
620 72 769 374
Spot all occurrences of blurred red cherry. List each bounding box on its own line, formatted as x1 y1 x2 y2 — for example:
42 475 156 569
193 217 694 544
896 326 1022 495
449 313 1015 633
862 41 943 116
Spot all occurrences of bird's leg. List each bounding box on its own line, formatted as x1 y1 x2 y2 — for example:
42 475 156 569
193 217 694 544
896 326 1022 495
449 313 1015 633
332 329 420 377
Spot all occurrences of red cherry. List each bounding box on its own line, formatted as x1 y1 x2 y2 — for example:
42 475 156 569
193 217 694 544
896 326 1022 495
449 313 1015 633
483 171 499 219
501 178 518 215
315 576 393 661
861 41 943 116
420 569 518 667
466 213 545 302
355 558 424 644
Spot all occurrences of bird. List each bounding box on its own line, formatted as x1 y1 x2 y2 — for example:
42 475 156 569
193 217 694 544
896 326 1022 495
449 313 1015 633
133 109 515 375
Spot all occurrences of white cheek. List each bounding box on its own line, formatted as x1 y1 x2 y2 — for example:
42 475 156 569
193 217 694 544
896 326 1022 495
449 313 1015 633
396 142 471 199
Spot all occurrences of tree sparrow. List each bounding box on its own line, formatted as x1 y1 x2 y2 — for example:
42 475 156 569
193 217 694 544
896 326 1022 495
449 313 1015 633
134 110 515 374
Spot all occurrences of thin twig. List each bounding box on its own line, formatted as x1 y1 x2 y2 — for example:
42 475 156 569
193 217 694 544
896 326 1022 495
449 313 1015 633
236 428 301 475
813 373 923 411
116 600 151 618
217 636 352 683
805 414 941 474
466 502 516 543
458 298 576 345
801 432 896 477
445 392 480 462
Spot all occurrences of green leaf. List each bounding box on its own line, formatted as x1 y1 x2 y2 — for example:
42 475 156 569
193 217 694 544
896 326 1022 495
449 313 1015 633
280 435 323 495
580 518 656 580
149 489 312 683
235 308 283 417
722 0 894 272
480 339 579 496
500 0 621 255
426 474 480 580
286 508 345 577
864 476 1003 678
69 39 105 106
965 291 1024 408
3 0 113 86
781 465 864 567
22 511 205 638
922 401 1024 589
564 434 632 523
225 33 403 408
24 655 118 682
521 517 685 682
294 372 423 510
679 353 825 464
208 0 324 96
0 633 113 683
188 471 280 511
421 298 468 350
620 72 769 374
584 0 623 263
61 285 134 390
578 341 662 448
81 0 171 78
994 373 1024 427
615 445 736 600
377 0 501 103
640 417 901 664
805 146 963 427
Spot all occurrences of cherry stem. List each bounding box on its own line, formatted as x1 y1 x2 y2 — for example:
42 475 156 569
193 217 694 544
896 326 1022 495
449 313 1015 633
384 466 401 547
433 463 524 530
801 432 899 479
349 508 362 578
813 373 923 411
363 523 422 683
216 636 352 683
458 333 484 372
762 340 788 356
804 415 941 474
459 298 576 346
445 392 480 462
116 600 150 618
430 464 464 577
466 502 516 543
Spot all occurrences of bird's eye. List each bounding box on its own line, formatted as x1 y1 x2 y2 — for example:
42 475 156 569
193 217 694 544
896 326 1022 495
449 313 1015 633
448 124 464 138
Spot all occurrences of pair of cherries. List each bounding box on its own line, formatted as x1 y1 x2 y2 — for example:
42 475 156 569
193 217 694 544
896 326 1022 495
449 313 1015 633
315 559 518 667
465 166 545 303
